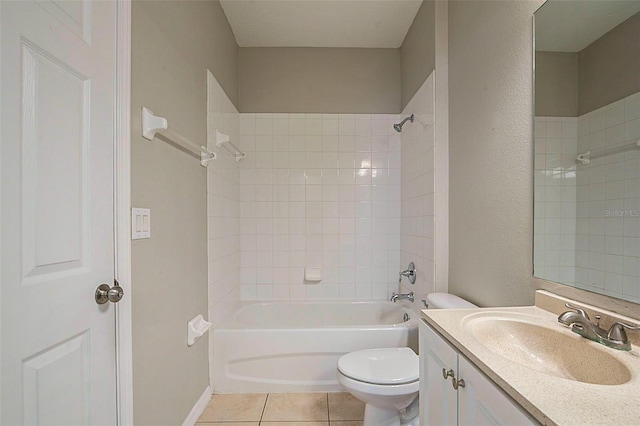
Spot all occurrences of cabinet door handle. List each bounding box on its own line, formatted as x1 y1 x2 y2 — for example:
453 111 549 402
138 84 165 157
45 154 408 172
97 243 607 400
442 368 455 379
452 377 465 390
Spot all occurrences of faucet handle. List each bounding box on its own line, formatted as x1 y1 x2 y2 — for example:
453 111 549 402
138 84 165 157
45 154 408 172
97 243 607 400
594 315 601 327
607 321 640 343
398 262 416 284
564 302 591 321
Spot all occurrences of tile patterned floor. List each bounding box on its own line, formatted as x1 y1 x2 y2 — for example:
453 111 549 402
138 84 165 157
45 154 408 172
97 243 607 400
196 392 365 425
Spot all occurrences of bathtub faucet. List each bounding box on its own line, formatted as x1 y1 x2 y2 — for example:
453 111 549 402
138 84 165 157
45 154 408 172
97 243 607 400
391 292 414 303
399 262 416 284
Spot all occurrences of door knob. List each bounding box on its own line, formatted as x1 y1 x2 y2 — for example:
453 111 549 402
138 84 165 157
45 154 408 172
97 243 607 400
95 280 124 304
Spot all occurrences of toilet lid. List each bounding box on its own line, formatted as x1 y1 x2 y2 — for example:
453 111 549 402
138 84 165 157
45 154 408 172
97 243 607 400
338 348 418 385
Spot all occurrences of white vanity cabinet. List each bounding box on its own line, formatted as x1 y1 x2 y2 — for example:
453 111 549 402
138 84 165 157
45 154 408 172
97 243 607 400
419 320 536 425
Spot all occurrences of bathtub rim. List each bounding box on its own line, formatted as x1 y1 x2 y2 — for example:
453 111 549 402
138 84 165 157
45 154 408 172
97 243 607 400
214 299 419 331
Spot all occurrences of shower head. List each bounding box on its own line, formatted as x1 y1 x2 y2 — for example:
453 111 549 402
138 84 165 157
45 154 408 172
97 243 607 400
393 114 414 133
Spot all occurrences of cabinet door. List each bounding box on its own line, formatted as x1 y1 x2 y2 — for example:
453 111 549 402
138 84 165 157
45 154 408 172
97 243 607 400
420 320 458 426
458 356 536 425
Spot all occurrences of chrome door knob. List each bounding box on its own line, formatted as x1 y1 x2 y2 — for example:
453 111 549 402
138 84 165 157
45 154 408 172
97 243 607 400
95 281 124 304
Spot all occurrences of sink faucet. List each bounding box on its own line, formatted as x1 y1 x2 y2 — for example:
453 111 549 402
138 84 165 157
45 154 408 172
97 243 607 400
391 292 414 303
558 302 640 351
606 322 640 351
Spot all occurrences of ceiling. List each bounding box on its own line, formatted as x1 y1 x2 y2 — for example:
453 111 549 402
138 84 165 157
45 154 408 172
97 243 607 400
219 0 423 48
535 0 640 52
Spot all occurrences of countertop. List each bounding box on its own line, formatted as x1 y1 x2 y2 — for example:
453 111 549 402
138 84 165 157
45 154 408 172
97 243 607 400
421 291 640 425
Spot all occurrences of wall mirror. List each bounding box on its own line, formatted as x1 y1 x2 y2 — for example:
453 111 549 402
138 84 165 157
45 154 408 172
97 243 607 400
533 0 640 303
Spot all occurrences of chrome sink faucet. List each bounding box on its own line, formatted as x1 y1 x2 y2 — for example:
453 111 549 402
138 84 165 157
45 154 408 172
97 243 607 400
391 292 414 303
558 302 640 351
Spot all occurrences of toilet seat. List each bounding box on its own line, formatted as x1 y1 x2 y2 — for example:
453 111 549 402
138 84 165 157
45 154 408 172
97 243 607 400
337 369 419 397
338 347 419 385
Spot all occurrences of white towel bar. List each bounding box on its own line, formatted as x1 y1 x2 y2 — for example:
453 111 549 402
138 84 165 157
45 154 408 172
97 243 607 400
141 107 216 167
215 129 246 162
576 139 640 165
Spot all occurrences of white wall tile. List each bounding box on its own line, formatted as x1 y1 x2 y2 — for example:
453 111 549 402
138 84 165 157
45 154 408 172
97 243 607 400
537 92 640 301
322 118 339 135
289 119 306 136
235 111 401 301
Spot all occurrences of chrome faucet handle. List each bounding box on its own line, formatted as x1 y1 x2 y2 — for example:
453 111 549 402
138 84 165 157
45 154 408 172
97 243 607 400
398 262 416 284
564 302 591 321
607 321 640 343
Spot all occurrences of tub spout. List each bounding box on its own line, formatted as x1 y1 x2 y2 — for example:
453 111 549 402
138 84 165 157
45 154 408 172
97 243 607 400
391 292 414 303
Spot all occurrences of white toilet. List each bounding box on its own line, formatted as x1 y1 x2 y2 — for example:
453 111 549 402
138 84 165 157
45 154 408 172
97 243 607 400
337 292 477 426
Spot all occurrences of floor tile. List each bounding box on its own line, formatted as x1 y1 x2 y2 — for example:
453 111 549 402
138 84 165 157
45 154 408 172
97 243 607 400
196 423 258 426
261 423 329 426
198 393 267 422
261 393 329 422
328 392 365 421
330 422 364 426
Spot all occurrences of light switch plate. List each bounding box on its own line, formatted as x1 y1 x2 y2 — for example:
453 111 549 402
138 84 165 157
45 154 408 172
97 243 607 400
132 208 151 239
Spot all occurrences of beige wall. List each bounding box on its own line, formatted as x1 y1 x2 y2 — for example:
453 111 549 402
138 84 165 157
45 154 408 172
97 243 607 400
238 47 401 113
140 0 239 106
235 2 439 114
448 0 543 307
535 12 640 117
535 51 578 117
578 12 640 115
130 1 238 424
400 0 435 110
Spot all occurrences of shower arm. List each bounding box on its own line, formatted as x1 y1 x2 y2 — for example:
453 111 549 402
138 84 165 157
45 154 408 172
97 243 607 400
399 115 414 126
393 114 414 132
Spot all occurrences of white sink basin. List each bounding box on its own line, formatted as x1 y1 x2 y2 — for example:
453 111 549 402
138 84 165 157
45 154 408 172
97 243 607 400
462 312 631 385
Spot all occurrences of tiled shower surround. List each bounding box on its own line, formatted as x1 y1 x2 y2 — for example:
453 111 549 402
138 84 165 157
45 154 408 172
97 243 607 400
207 72 437 311
236 113 402 300
575 92 640 301
206 72 241 325
399 74 436 307
535 91 640 302
534 116 578 285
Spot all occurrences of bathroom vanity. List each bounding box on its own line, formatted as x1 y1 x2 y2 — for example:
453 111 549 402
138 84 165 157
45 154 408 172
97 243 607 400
419 320 535 425
420 291 640 425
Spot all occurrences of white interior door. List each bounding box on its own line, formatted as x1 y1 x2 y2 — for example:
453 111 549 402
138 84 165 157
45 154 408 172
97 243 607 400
1 1 118 424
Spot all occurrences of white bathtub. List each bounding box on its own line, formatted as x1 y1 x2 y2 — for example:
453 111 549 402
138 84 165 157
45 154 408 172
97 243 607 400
212 300 418 393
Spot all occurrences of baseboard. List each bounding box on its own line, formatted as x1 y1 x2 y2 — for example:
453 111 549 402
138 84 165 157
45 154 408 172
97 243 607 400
182 385 212 426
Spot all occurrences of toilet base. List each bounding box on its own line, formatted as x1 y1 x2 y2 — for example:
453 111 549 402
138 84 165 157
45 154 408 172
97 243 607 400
363 402 420 426
400 396 420 425
364 404 401 426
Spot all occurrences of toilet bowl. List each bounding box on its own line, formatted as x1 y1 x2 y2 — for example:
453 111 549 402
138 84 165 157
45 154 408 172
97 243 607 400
337 347 419 426
337 292 477 426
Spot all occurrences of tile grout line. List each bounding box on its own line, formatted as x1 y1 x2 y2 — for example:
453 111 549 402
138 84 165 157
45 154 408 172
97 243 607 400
326 393 330 423
259 393 269 425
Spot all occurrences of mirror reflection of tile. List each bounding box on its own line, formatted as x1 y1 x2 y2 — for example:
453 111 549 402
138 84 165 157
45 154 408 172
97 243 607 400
534 3 640 303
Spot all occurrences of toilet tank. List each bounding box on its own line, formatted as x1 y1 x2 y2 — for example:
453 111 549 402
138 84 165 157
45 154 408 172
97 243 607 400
425 293 477 309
